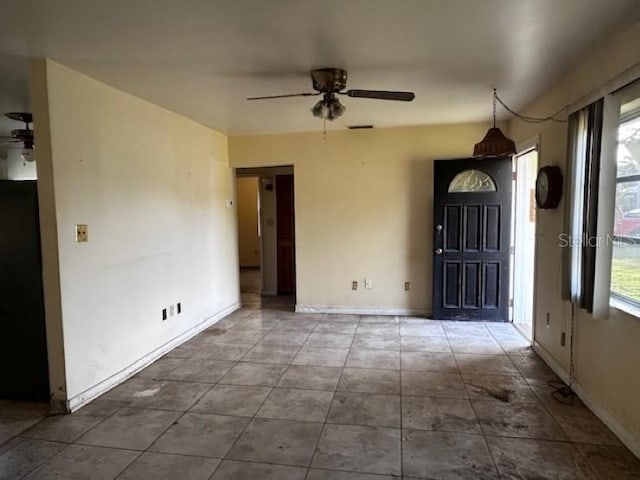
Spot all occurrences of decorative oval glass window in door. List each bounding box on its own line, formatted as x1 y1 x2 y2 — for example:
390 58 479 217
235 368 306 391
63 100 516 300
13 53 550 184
448 169 497 192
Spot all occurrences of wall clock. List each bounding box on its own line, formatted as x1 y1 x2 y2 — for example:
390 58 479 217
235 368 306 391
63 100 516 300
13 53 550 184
535 165 563 209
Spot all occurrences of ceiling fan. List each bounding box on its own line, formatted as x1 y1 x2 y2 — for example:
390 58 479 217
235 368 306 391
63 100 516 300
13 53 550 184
1 112 35 162
247 68 415 121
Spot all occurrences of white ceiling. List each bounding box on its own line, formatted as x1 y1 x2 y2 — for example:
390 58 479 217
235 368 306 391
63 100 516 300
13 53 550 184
0 0 639 135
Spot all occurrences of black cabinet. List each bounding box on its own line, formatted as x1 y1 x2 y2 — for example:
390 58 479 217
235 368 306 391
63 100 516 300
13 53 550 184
0 180 49 400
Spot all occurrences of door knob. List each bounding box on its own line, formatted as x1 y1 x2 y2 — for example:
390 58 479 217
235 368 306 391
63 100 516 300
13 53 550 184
435 224 443 232
434 248 443 255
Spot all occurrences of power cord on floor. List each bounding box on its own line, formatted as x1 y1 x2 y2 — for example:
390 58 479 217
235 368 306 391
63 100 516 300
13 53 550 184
549 302 576 405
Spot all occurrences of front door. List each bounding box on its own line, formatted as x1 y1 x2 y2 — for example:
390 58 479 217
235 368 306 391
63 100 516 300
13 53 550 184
432 158 512 321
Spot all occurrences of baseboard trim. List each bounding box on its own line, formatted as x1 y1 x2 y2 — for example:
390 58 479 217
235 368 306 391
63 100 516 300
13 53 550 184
66 301 241 413
533 341 640 459
296 304 431 317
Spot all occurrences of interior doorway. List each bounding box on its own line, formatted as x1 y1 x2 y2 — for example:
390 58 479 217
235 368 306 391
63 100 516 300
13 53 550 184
236 176 261 294
236 166 296 302
511 147 538 339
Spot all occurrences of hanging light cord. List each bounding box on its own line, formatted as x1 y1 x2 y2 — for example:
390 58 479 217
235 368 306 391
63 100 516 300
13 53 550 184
548 302 576 405
494 88 568 124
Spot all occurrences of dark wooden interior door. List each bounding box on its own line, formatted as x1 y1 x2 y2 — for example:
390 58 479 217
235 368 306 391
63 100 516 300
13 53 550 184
0 180 50 400
276 174 296 295
432 158 512 321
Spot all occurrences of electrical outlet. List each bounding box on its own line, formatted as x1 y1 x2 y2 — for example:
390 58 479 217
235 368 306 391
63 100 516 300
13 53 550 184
75 224 88 243
546 312 550 326
162 308 167 321
177 302 182 314
364 278 372 289
404 281 411 291
352 281 358 290
169 305 175 316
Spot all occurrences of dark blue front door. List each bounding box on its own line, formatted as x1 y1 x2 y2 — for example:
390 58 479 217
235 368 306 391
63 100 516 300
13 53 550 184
432 157 512 321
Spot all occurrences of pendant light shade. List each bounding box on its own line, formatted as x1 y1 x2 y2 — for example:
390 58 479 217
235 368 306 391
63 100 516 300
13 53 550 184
473 127 516 158
473 89 516 158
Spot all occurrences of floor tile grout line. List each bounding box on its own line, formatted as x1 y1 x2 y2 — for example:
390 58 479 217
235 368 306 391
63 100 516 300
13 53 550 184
468 401 502 477
442 325 471 401
522 371 586 445
305 388 337 472
306 313 362 476
398 315 405 478
18 396 134 479
210 314 312 476
22 436 145 480
204 312 291 479
125 309 284 479
446 332 501 478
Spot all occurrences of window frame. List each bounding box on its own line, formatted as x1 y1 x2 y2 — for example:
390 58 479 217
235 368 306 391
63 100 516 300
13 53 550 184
610 104 640 310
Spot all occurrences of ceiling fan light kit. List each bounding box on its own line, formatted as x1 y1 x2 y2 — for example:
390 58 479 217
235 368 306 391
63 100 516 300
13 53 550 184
311 93 346 120
247 67 415 122
2 112 36 162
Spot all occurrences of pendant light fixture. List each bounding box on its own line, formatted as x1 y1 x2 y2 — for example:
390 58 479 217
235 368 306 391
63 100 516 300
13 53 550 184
473 89 516 158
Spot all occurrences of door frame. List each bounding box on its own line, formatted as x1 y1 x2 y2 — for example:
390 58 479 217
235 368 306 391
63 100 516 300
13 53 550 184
235 166 296 298
511 139 539 340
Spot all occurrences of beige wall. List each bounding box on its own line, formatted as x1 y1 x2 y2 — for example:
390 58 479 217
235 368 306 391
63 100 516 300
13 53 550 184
229 122 503 313
509 21 640 454
33 59 240 407
236 176 260 267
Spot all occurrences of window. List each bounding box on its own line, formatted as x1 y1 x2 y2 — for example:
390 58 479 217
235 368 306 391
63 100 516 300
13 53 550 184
448 169 496 192
562 76 640 318
611 97 640 306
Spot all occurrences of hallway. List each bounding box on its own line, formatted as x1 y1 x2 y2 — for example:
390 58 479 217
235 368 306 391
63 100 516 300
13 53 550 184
1 296 639 479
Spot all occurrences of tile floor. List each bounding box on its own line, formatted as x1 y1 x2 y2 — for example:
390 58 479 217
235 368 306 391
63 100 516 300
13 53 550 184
1 294 640 479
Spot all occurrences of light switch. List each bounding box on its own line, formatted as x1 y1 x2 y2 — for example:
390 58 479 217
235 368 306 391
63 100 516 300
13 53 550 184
76 224 88 243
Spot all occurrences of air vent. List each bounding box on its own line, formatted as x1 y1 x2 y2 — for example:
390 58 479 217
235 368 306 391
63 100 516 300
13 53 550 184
347 125 374 130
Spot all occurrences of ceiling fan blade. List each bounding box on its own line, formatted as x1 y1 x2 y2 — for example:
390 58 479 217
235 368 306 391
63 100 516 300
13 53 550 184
246 92 319 100
344 90 415 101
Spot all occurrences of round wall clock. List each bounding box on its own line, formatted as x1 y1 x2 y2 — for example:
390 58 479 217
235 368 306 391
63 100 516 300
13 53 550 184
535 165 563 209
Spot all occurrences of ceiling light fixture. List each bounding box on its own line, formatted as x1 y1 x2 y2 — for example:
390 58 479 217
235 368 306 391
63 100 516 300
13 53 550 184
473 89 516 158
3 112 36 162
473 88 568 158
311 93 346 121
20 145 35 163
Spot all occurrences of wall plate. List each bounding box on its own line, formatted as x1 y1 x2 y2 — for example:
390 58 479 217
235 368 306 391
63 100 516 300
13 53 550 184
76 224 88 242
